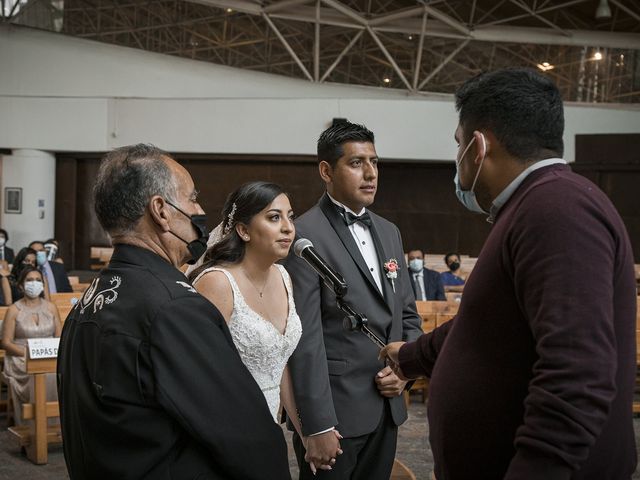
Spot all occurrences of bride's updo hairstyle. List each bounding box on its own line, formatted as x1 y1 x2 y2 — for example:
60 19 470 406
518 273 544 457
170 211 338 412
188 181 287 281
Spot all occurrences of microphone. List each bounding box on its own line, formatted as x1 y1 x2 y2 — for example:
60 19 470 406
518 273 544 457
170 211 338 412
293 238 348 297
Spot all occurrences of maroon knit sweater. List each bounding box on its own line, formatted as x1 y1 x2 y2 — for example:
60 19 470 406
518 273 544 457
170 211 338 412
399 164 637 480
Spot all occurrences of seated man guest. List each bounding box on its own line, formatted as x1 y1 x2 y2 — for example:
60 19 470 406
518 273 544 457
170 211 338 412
0 229 14 263
44 238 65 264
28 240 73 293
440 252 465 286
407 249 446 301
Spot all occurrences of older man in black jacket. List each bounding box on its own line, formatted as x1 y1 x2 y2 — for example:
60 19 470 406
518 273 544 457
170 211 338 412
57 144 290 479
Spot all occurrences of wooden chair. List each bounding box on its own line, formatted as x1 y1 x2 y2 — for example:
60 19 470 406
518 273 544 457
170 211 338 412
50 292 81 308
72 282 91 293
90 246 113 270
7 356 61 464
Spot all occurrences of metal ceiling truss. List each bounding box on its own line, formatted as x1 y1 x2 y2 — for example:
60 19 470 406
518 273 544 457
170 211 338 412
4 0 640 103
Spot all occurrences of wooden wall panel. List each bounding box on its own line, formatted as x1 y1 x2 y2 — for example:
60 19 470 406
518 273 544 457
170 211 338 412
575 134 640 165
57 143 640 269
574 133 640 263
54 156 77 269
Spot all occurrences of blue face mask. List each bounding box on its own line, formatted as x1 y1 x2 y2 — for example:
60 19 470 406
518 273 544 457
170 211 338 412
454 135 488 214
36 250 47 266
408 259 424 273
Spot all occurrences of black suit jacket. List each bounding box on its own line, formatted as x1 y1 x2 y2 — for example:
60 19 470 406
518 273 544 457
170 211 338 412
48 261 73 292
1 246 14 263
409 267 446 301
58 244 290 479
284 194 423 438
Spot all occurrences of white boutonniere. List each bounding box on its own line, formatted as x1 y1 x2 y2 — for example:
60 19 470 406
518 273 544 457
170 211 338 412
383 258 399 293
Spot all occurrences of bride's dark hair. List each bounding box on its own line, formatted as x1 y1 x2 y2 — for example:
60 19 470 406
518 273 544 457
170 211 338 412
188 181 288 282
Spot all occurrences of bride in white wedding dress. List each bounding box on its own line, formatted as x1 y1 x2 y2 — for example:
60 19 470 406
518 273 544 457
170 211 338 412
188 181 341 473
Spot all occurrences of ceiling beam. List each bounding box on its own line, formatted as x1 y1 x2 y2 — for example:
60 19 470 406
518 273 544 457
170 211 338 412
320 29 364 82
264 0 312 14
262 13 313 81
610 0 640 23
367 26 413 90
194 0 640 49
418 39 470 90
412 8 427 90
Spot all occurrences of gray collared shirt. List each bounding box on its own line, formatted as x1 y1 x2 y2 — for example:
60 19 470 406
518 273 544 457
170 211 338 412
488 158 567 223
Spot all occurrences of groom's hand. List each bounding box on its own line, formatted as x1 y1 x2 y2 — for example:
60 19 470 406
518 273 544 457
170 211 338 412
375 366 408 397
304 430 343 473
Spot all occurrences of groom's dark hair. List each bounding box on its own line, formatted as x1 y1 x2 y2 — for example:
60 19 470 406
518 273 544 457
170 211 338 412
317 121 375 167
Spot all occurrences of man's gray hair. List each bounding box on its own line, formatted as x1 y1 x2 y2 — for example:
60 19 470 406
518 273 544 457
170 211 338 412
94 143 177 235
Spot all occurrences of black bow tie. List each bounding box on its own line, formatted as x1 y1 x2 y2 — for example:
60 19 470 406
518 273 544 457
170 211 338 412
342 210 372 227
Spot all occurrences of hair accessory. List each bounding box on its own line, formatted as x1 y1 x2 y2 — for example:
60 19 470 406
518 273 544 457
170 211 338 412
224 203 237 235
184 222 224 277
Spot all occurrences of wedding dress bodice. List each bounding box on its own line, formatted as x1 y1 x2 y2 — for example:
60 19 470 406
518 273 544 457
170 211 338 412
194 264 302 422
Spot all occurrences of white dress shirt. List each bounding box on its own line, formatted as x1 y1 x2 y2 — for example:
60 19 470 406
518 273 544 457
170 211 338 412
327 193 383 293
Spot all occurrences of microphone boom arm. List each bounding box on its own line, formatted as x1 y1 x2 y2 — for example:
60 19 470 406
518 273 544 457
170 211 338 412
336 297 386 349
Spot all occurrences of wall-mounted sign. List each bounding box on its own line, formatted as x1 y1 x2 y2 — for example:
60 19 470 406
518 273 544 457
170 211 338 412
4 187 22 214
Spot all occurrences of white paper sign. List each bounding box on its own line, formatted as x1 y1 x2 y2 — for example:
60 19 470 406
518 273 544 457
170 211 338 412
27 338 60 359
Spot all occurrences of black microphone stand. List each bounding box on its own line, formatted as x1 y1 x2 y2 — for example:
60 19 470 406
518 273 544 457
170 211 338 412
335 292 386 349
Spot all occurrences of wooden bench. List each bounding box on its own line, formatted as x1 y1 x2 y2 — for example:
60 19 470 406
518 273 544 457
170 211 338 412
68 276 90 293
50 292 81 309
90 246 113 270
50 293 80 323
7 356 61 464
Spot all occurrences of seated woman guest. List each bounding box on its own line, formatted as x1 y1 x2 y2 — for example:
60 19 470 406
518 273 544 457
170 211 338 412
9 247 41 301
1 266 62 425
188 181 341 474
440 252 466 287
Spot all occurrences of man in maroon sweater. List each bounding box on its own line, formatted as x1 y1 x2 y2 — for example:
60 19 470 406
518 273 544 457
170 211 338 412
381 68 637 479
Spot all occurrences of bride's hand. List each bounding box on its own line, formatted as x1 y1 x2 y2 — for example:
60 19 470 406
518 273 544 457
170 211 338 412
303 430 344 475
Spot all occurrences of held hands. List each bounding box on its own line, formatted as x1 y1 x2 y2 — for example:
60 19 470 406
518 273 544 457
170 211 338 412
375 365 408 397
303 430 343 475
378 342 409 382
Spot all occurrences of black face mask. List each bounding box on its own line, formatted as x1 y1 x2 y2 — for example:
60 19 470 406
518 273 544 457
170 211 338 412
166 201 208 265
448 261 460 272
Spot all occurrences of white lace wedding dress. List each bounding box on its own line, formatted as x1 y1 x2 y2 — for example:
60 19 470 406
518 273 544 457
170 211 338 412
193 264 302 422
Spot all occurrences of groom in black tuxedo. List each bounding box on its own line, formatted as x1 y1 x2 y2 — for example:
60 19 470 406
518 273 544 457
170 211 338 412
284 122 423 478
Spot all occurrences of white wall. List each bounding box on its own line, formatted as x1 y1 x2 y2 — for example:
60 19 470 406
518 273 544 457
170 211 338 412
0 150 56 250
1 24 639 162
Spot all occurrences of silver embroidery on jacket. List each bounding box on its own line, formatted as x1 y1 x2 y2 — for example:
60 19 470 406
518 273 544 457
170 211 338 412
80 276 122 314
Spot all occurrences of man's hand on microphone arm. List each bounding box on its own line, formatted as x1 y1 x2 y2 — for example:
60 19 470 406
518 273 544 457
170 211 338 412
378 342 409 382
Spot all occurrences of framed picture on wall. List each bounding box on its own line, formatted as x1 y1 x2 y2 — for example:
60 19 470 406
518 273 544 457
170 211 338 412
4 187 22 214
